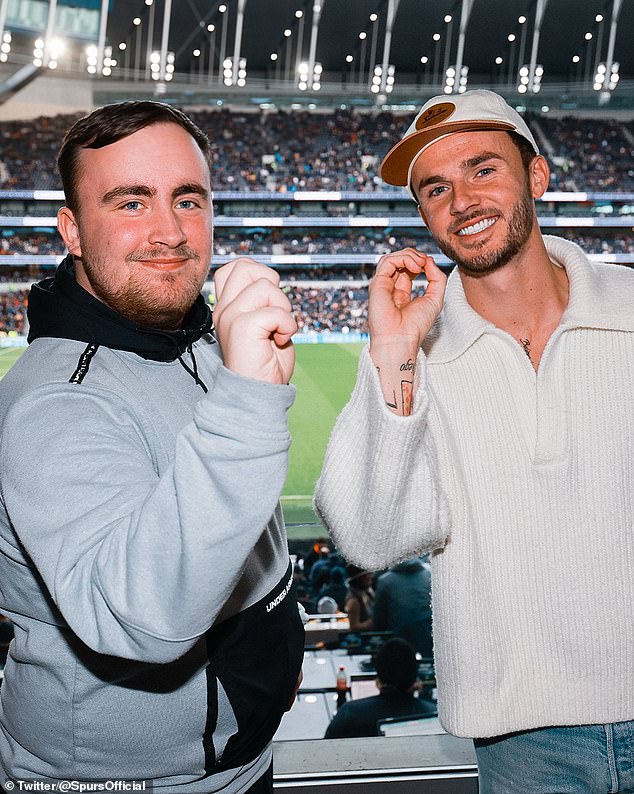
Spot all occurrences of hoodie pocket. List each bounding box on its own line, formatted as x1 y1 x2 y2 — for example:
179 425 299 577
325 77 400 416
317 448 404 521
203 561 304 772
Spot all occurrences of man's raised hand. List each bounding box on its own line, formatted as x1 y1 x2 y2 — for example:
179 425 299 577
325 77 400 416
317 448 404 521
369 248 446 349
213 258 296 385
368 249 447 415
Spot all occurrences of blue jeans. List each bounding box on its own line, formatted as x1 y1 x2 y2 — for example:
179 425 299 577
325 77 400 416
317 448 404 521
474 722 634 793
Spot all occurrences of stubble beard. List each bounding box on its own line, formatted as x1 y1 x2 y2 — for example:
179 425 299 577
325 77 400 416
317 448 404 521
79 246 207 330
434 181 535 279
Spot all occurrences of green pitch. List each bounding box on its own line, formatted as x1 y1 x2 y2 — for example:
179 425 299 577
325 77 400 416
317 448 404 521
283 343 363 534
0 347 24 379
0 343 362 539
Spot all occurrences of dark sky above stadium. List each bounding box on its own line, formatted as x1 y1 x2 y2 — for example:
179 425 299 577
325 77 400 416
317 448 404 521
107 0 633 82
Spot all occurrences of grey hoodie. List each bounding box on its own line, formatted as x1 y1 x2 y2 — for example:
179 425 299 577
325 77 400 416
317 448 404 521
0 258 304 790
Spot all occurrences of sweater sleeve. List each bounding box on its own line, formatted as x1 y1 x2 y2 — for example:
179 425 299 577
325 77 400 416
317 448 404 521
314 347 451 570
0 364 294 664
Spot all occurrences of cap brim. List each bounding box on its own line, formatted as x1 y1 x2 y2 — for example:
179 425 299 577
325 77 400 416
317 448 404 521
380 120 515 186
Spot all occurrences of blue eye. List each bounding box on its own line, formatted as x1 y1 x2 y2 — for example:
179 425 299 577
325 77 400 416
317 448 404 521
428 185 447 198
123 200 142 210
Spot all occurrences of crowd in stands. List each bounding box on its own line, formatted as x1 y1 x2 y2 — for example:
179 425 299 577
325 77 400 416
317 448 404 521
5 229 634 261
2 107 634 193
293 543 350 614
536 114 634 192
0 112 82 191
280 266 371 281
214 232 437 257
565 232 634 254
0 269 47 284
192 107 399 192
0 108 401 193
292 542 433 661
1 233 60 256
0 290 27 334
285 285 368 334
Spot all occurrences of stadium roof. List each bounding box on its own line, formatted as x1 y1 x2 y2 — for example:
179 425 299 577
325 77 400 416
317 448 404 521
1 0 634 111
107 0 633 80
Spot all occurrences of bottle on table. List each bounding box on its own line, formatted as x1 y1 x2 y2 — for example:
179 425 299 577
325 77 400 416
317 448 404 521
336 664 348 709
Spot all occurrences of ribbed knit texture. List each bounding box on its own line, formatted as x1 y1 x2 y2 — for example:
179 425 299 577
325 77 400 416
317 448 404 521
315 237 634 738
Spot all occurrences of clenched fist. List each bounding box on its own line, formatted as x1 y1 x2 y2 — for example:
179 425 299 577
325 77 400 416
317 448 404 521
213 257 296 385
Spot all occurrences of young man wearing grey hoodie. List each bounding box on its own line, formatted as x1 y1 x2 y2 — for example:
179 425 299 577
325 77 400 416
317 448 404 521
0 101 304 792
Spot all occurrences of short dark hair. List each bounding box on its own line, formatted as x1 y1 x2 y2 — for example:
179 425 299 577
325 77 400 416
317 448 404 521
375 638 418 692
507 130 538 173
57 100 211 212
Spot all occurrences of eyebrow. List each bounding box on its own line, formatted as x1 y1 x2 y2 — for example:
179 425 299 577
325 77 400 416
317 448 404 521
415 152 506 193
101 185 155 204
100 183 210 205
172 183 210 201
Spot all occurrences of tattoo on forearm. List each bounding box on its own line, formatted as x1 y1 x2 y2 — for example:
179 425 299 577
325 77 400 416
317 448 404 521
375 359 416 414
401 380 413 415
376 365 397 409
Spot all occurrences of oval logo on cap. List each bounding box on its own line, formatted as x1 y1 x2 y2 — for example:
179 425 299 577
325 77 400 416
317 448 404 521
415 102 456 130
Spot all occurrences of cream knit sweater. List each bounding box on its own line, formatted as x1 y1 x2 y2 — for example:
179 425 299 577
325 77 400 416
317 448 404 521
315 236 634 738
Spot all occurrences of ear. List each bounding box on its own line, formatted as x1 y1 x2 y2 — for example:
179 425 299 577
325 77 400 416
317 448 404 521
529 155 550 200
57 207 82 258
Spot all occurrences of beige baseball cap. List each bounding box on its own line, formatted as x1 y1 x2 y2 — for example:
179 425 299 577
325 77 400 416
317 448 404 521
380 89 540 191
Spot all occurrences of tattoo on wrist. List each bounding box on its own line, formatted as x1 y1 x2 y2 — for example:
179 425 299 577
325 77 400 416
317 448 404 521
376 360 416 414
386 390 398 410
401 379 413 415
400 359 415 413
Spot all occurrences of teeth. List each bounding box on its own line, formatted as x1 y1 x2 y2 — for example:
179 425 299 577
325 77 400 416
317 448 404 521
457 217 496 236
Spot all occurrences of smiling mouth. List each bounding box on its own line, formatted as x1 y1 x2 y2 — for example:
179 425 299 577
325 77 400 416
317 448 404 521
456 217 497 236
138 258 189 269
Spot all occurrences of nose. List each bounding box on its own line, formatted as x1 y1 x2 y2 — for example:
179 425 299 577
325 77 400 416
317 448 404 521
450 180 479 216
147 203 187 248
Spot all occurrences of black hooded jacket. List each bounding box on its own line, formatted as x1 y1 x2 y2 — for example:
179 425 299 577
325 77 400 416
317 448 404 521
27 253 214 387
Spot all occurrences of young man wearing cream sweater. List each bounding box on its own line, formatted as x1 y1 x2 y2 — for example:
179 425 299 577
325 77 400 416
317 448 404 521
315 90 634 792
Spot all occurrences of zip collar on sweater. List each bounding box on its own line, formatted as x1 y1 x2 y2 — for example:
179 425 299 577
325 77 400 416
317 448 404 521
423 236 634 364
27 254 214 388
